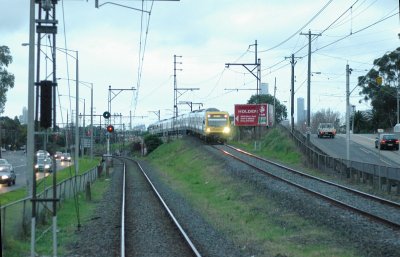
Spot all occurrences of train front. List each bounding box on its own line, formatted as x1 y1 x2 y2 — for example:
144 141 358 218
204 111 231 142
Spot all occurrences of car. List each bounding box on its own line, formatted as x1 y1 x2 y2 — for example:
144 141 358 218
35 157 54 172
317 123 336 138
0 159 16 186
375 133 399 150
54 151 63 159
60 152 72 162
36 150 50 158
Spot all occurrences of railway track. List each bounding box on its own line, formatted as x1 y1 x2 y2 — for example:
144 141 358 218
212 144 400 230
118 157 201 257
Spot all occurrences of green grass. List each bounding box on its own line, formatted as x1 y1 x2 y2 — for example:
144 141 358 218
146 137 359 257
3 168 110 257
0 157 100 206
229 128 302 165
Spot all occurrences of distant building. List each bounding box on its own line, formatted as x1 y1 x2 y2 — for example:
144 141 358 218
297 98 305 125
260 83 269 95
19 107 28 124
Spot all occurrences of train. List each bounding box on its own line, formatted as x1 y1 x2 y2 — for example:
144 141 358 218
148 108 231 142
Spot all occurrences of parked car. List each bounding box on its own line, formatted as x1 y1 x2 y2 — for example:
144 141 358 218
60 153 72 162
0 159 16 186
375 134 399 150
54 151 63 159
35 157 53 172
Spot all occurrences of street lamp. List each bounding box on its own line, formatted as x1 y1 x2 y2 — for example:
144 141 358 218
58 79 93 159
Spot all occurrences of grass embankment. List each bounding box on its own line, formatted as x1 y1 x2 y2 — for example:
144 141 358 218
1 157 108 257
146 128 359 257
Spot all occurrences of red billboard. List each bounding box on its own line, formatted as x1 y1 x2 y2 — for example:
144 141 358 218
234 104 268 126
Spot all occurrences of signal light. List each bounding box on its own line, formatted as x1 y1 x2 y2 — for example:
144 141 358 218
103 111 111 119
40 80 53 129
107 125 114 133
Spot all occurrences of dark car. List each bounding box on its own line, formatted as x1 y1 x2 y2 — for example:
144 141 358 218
0 159 16 186
375 134 399 150
60 152 71 162
35 157 54 172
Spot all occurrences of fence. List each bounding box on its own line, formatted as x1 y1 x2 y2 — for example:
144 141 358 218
1 165 100 255
282 125 400 194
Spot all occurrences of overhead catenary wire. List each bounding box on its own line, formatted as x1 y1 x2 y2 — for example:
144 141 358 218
132 0 155 119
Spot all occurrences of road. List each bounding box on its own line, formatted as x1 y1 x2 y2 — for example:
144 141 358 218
310 133 400 167
0 150 73 195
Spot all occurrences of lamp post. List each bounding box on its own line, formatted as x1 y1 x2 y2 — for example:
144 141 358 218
58 79 93 159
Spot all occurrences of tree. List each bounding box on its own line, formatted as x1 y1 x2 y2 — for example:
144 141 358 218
352 111 369 133
357 47 400 130
247 94 288 123
0 46 15 114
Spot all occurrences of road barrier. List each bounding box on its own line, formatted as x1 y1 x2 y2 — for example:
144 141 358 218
282 125 400 195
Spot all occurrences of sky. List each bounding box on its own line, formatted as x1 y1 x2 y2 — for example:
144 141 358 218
1 0 399 129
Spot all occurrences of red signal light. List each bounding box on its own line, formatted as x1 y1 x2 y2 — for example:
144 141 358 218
107 125 114 133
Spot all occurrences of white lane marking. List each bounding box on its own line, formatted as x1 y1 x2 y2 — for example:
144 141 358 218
14 164 26 168
360 147 371 154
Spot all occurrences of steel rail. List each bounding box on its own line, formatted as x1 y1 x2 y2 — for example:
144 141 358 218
136 162 202 257
120 160 126 257
225 144 400 209
120 157 202 256
215 146 400 230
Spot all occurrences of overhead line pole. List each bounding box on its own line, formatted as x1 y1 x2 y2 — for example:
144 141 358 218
225 40 261 99
300 30 321 142
285 54 301 133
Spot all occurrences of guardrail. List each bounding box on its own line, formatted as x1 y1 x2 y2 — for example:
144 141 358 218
281 125 400 195
0 165 100 255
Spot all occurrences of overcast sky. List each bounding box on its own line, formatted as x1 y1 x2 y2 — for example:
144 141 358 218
1 0 399 128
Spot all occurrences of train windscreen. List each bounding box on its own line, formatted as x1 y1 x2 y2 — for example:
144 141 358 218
207 114 228 127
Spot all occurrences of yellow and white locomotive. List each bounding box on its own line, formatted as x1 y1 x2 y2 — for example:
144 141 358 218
148 108 231 142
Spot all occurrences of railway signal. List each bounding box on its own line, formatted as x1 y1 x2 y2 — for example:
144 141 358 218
40 80 53 129
107 125 114 133
103 111 111 119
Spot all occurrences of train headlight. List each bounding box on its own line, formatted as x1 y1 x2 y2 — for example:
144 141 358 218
223 127 230 134
206 128 211 133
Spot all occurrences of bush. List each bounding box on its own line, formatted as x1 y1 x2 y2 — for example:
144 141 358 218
143 134 163 154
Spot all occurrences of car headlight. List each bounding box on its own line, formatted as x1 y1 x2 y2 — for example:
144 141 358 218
223 127 230 133
34 164 39 169
2 175 9 179
45 164 50 169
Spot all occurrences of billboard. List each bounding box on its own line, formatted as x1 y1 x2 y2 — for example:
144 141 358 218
234 104 268 126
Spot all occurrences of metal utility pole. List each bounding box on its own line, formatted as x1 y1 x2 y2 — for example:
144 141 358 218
300 30 321 142
179 101 203 111
29 1 60 256
149 110 161 121
173 54 182 119
273 77 277 124
285 54 301 133
225 40 261 98
173 55 199 119
346 64 352 164
107 86 135 155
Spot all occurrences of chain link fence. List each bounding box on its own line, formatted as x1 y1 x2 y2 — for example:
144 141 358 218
1 164 101 255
